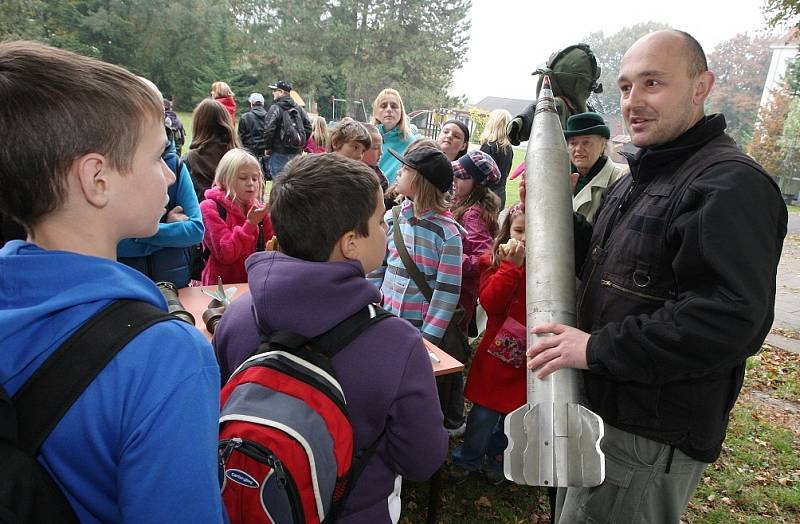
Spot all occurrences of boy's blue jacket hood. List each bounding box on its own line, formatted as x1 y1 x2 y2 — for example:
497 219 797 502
0 241 167 390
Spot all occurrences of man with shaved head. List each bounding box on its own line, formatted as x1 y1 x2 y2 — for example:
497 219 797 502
527 30 787 522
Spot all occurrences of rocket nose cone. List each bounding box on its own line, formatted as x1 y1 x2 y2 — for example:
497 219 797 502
537 74 556 110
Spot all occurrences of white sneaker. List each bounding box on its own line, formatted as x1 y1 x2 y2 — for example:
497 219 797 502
446 423 466 437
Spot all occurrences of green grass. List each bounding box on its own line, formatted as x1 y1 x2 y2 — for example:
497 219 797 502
176 111 193 151
503 148 526 208
788 204 800 215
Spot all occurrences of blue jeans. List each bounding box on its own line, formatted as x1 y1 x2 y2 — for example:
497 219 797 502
451 404 508 472
269 152 296 180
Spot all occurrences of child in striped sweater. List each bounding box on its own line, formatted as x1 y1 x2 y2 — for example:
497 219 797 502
369 143 463 344
368 142 464 430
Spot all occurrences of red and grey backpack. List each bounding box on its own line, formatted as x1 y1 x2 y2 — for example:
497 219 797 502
219 304 391 524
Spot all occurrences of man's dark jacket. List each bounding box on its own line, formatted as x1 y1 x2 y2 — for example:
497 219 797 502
574 114 787 463
262 95 312 155
237 105 268 158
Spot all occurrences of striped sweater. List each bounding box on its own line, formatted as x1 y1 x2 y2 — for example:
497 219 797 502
368 199 463 344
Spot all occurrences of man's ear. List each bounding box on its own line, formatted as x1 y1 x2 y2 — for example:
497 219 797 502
693 70 716 107
70 153 113 209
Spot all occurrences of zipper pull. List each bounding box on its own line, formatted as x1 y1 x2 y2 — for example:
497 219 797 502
600 279 612 287
220 437 242 462
271 457 289 488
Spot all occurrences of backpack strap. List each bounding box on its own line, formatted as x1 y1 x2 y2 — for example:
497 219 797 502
391 205 435 303
12 300 172 455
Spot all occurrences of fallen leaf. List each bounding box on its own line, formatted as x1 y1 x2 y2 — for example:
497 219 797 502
476 496 492 508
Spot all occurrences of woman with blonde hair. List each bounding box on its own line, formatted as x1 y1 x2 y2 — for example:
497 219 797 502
186 98 241 201
305 115 329 154
371 88 418 184
211 81 237 125
479 109 514 208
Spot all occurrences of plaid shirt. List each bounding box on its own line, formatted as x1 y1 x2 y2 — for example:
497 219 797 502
369 199 463 344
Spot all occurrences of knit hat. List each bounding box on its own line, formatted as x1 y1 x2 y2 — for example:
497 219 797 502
388 146 453 193
563 112 610 139
452 150 500 187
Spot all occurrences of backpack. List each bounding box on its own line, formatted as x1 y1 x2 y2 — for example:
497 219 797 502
508 43 603 144
0 300 172 523
218 304 392 524
280 107 306 151
535 43 602 117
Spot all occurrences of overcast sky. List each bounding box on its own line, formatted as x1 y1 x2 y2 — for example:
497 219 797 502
451 0 775 103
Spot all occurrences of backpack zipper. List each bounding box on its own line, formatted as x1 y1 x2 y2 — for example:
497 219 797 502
219 437 305 522
600 279 665 302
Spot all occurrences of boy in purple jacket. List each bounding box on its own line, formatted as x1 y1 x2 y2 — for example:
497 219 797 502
213 153 448 523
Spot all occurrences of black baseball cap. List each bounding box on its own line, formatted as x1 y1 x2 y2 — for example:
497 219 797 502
388 146 453 193
268 80 292 92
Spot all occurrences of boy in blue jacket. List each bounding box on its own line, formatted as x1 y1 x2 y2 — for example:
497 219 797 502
0 41 225 522
214 153 448 523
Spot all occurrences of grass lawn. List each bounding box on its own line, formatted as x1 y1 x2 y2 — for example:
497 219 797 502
503 147 526 208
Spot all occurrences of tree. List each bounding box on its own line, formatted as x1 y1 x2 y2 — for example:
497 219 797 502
748 89 793 191
763 0 800 28
236 0 471 115
706 33 774 146
582 21 671 116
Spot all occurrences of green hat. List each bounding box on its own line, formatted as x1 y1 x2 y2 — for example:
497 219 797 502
563 112 610 139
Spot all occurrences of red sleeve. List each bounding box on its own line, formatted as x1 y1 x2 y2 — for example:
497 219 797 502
200 199 259 264
479 258 524 316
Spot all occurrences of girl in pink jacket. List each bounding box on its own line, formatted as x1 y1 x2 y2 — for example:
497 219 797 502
200 148 272 285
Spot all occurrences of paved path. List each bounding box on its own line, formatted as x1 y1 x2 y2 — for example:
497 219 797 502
768 229 800 353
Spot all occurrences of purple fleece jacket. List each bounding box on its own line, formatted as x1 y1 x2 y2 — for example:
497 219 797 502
214 251 448 523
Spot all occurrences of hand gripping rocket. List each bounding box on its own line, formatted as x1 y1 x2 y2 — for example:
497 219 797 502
503 76 605 488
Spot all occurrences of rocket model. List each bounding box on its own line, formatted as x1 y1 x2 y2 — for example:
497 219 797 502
503 76 605 488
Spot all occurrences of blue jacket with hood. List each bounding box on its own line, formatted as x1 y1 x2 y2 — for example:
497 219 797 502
117 141 204 287
0 241 225 523
377 124 417 185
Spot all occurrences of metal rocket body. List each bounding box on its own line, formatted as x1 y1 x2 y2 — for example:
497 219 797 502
503 76 605 488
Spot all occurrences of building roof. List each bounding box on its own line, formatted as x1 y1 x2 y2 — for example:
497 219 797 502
473 96 534 117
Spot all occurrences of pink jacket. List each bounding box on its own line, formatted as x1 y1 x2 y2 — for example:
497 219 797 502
200 185 272 285
457 205 495 326
304 135 326 154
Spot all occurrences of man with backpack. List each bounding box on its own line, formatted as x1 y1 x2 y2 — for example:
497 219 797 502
238 92 270 170
0 41 224 522
262 80 313 179
214 154 448 523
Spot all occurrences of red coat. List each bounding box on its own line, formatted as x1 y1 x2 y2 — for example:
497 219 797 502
200 185 272 285
215 96 237 126
464 255 527 413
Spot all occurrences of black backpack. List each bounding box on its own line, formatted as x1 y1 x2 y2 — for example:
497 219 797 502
280 107 306 151
0 300 172 522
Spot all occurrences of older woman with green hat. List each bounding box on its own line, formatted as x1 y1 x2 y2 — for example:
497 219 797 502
564 112 628 222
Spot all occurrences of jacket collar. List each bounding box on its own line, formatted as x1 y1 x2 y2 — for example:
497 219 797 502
573 158 620 212
623 114 727 183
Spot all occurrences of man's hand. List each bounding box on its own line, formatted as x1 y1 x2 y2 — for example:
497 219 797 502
165 205 188 223
247 204 269 225
527 323 590 378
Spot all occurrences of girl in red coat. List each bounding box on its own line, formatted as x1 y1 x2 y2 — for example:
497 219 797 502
200 148 272 285
451 202 526 485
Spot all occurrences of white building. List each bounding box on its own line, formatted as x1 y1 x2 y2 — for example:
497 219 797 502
759 36 798 106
